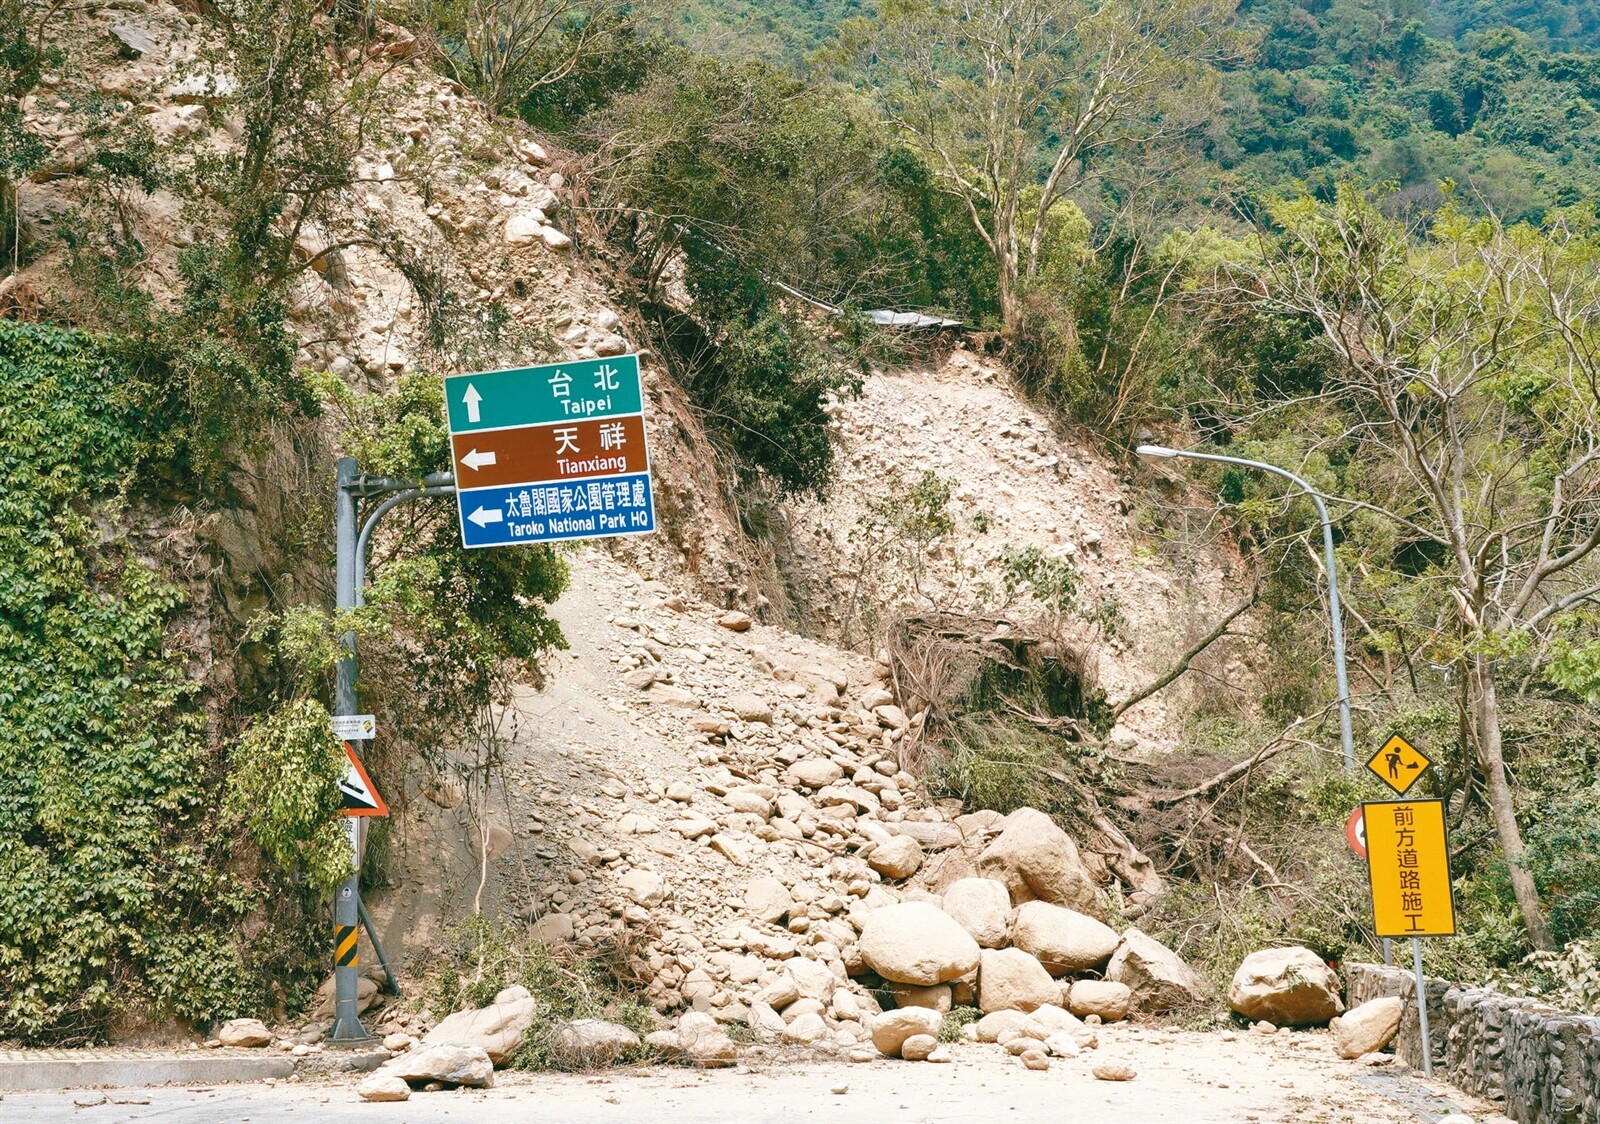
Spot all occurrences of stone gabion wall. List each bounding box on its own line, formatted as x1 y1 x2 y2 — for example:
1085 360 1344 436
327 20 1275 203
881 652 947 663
1346 962 1600 1124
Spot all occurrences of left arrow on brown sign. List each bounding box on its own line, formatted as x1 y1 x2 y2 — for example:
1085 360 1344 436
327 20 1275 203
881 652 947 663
450 414 649 488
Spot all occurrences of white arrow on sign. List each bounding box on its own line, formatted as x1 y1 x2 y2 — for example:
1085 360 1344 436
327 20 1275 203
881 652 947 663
467 506 503 528
463 383 482 423
460 448 497 471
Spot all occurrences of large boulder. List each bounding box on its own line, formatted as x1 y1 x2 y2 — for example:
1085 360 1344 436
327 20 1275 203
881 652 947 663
868 836 924 880
216 1018 273 1047
974 1009 1041 1044
378 1043 494 1088
977 948 1059 1014
618 869 667 906
421 984 537 1065
743 876 792 923
356 1074 411 1102
787 957 837 1004
786 758 844 789
1330 997 1403 1058
548 1019 640 1068
1068 980 1132 1022
1106 929 1205 1013
870 1006 943 1057
886 981 953 1014
941 878 1012 948
645 1011 738 1067
1011 901 1119 974
1028 1004 1096 1048
1227 947 1343 1027
858 902 981 986
975 808 1099 913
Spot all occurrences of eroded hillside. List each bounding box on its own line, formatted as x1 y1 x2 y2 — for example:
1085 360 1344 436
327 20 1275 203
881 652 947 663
5 0 1265 1045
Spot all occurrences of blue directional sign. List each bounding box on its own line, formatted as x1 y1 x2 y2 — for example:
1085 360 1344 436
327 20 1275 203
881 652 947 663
457 473 656 548
443 357 656 549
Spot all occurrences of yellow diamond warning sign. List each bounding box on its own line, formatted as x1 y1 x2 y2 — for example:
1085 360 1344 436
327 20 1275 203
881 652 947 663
1366 733 1432 796
1363 799 1456 938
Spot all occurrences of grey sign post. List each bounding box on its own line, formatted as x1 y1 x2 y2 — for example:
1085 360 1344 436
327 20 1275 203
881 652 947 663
328 457 457 1045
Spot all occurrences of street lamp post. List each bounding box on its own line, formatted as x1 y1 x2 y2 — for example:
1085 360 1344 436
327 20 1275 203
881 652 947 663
1136 445 1355 774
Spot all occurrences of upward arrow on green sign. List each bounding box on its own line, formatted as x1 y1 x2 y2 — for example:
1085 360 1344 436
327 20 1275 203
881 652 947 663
445 356 642 432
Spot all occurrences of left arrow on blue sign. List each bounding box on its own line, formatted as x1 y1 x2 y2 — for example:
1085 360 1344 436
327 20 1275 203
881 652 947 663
467 506 503 528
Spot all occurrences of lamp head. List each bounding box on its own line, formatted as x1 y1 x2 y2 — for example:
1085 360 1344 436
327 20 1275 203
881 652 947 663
1135 444 1180 459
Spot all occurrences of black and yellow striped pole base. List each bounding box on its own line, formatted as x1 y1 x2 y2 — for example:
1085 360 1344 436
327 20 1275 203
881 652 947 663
329 873 374 1045
335 924 359 967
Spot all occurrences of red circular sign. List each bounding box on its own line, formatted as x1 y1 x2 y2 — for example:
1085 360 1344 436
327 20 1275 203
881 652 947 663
1345 806 1367 858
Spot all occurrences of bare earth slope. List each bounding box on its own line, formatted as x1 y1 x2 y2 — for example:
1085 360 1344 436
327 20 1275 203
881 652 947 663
783 351 1254 753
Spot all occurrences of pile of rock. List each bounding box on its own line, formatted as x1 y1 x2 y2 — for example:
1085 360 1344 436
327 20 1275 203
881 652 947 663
663 801 1200 1072
1223 944 1402 1061
462 576 1213 1066
341 568 1215 1089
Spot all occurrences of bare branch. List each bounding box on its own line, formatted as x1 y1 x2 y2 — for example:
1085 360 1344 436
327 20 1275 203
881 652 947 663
1112 584 1260 719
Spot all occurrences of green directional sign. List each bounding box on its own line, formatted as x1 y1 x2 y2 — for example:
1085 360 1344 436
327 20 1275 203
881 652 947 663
445 355 642 432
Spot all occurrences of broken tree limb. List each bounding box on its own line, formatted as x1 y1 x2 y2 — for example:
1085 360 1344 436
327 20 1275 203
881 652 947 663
1111 583 1261 720
1224 831 1282 885
1150 712 1325 808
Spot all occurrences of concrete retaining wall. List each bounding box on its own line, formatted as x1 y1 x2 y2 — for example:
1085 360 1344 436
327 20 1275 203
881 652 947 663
1346 962 1600 1123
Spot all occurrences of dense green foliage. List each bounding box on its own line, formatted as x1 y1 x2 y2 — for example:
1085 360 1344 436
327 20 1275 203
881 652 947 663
1429 0 1600 51
1220 3 1600 218
0 321 336 1042
671 0 871 59
574 53 961 495
672 0 1600 227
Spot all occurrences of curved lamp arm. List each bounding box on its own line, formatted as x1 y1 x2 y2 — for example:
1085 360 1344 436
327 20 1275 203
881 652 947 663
1137 445 1354 773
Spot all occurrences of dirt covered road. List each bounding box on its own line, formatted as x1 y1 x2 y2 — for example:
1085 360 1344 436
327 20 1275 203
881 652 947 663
4 1027 1510 1124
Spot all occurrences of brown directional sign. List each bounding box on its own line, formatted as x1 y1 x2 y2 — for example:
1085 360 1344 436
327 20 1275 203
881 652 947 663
450 414 649 489
1366 734 1432 797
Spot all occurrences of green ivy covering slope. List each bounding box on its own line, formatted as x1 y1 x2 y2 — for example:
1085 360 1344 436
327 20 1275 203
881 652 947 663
0 320 338 1043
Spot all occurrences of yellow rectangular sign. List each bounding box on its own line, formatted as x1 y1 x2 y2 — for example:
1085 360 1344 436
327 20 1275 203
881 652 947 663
1364 799 1456 938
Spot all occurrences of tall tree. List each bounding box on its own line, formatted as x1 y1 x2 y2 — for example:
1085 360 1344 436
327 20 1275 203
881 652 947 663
1248 191 1600 950
866 0 1237 328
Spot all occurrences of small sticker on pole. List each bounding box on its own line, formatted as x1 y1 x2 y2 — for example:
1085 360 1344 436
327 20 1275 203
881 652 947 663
330 714 377 741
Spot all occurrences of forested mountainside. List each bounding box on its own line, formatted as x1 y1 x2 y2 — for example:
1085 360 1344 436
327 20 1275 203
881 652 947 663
1428 0 1600 49
670 0 1600 225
